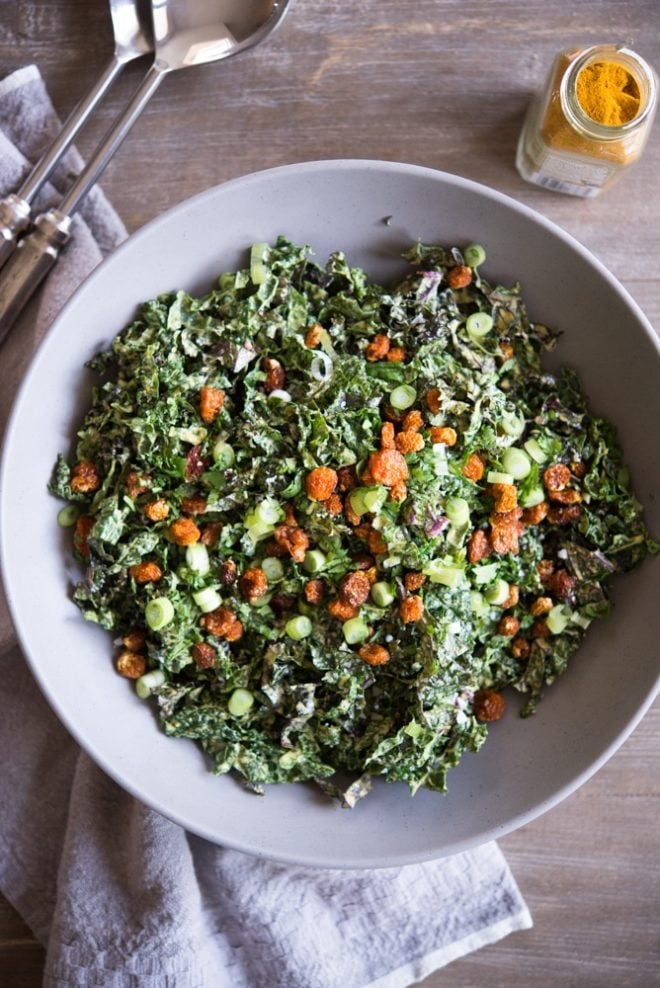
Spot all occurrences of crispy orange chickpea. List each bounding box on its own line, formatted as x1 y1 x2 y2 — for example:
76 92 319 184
339 571 371 608
367 448 409 487
522 501 549 525
548 488 583 505
358 643 390 666
73 515 94 557
200 522 222 547
571 460 587 478
218 559 238 585
144 498 169 522
199 386 225 423
328 598 359 621
446 264 473 290
122 629 146 652
181 495 207 515
322 493 343 516
239 567 268 600
467 528 491 563
511 637 531 661
547 505 581 525
389 480 408 503
337 465 358 492
116 650 147 680
499 341 515 362
530 596 554 617
192 642 216 669
490 483 518 512
430 426 457 446
490 523 520 556
404 571 426 592
223 619 244 642
395 430 425 455
402 409 424 432
273 524 309 563
425 387 442 413
129 561 163 584
531 618 551 639
306 466 338 501
169 517 201 546
543 464 571 491
537 559 555 584
380 422 396 450
202 606 241 638
305 322 323 348
125 470 150 498
462 452 485 482
400 595 424 624
304 579 324 605
498 615 520 637
70 459 101 494
473 689 505 723
387 347 406 362
546 569 576 601
366 333 391 361
261 357 286 393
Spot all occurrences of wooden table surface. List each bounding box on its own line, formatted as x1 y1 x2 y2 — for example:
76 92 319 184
1 1 659 985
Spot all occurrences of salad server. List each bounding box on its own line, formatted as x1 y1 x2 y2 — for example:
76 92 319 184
0 0 154 271
0 0 291 343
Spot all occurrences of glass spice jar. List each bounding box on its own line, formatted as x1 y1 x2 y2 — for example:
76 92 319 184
516 44 657 196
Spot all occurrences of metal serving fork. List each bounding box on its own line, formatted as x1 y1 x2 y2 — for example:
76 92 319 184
0 0 154 270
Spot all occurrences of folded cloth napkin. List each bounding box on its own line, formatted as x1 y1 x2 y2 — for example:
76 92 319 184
0 66 532 988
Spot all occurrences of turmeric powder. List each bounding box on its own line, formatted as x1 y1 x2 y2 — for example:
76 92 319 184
538 50 651 165
576 61 640 126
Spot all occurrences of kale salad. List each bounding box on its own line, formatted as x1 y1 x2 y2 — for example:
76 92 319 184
50 237 656 804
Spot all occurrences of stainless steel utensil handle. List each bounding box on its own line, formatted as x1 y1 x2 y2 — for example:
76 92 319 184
59 62 166 217
0 64 166 341
0 57 122 269
0 211 72 345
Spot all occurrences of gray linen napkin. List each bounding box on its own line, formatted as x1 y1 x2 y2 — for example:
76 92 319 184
0 66 532 988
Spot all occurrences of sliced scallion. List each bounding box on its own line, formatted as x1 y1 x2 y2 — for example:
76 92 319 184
185 542 210 575
192 587 221 613
212 439 235 468
228 688 255 717
464 244 486 268
444 496 470 528
145 597 175 631
523 437 548 464
502 447 532 480
371 581 396 608
389 384 417 410
302 549 327 573
285 615 313 640
250 241 269 285
486 470 514 485
485 579 510 606
342 617 369 644
466 312 493 342
57 505 80 528
261 557 285 582
135 669 165 699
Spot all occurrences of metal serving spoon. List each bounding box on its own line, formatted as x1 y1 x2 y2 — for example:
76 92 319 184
0 0 291 341
0 0 154 271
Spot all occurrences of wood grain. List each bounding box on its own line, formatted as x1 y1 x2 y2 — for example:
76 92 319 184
1 1 659 985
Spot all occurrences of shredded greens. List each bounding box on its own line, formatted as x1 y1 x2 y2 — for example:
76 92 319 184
50 237 657 803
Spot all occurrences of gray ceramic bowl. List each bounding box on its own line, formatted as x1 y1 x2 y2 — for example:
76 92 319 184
2 160 658 868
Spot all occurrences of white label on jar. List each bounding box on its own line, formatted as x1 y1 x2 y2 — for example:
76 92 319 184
526 137 618 196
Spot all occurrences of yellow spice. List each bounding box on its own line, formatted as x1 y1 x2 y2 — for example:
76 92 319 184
576 61 640 125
